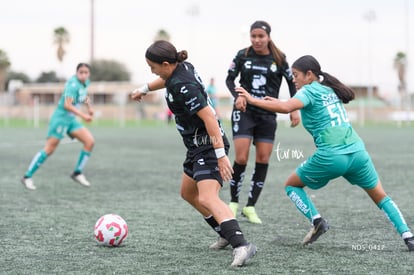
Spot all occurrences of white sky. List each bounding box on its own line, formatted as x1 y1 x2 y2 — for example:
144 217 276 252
1 0 413 98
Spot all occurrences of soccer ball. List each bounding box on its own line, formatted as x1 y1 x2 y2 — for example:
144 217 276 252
94 214 128 246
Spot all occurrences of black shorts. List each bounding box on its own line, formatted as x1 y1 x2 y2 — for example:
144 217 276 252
183 148 223 186
231 109 277 144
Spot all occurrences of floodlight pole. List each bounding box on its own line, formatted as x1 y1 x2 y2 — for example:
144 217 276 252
404 0 411 125
90 0 95 63
364 10 376 121
364 10 376 119
186 4 199 54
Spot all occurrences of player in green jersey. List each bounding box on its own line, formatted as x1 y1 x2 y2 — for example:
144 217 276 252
237 55 414 251
21 63 95 190
131 40 256 267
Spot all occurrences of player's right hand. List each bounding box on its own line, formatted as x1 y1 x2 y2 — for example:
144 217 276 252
82 113 93 123
130 89 146 102
234 96 247 112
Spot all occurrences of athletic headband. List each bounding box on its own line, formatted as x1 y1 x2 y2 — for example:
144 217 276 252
145 49 177 64
250 21 271 35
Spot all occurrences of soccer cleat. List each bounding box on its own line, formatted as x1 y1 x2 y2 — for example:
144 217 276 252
21 177 36 190
70 173 91 187
209 237 230 249
230 243 257 267
229 202 239 218
302 218 329 245
242 206 262 224
404 236 414 251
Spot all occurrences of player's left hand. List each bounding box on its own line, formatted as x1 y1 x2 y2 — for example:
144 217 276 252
218 156 234 182
235 87 253 104
290 110 301 127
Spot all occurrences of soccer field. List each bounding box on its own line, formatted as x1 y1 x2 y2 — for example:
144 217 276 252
1 122 413 274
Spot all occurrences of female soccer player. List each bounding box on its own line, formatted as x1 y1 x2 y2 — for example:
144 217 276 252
21 63 95 190
237 55 414 251
226 20 300 224
131 40 256 267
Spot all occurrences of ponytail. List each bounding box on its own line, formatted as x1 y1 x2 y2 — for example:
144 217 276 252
268 40 286 68
320 72 355 104
292 55 355 104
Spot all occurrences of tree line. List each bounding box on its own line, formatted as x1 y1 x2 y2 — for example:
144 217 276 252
0 26 131 92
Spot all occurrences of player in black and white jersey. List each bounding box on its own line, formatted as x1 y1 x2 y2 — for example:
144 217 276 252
226 20 300 224
131 40 256 267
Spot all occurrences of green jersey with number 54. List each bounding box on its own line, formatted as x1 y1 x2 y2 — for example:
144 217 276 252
294 81 365 154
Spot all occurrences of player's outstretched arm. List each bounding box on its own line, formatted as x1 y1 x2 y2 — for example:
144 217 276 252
130 78 165 102
236 86 303 114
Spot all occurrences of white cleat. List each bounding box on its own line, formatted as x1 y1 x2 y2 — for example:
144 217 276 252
21 177 36 190
209 237 230 249
71 173 91 187
231 243 257 267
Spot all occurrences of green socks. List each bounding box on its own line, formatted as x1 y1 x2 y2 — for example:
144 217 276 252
378 196 411 236
74 149 91 174
285 186 320 222
25 150 48 178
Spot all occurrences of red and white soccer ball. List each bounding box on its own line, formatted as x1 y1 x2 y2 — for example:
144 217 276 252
94 214 128 246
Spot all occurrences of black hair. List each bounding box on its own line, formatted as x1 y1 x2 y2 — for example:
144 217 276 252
76 63 90 71
292 55 355 104
246 20 287 68
250 20 271 34
145 40 188 64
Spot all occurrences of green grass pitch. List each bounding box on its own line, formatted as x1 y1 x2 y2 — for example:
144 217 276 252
1 122 413 274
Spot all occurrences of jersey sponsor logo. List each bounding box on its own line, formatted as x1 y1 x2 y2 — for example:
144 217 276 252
180 85 188 94
197 158 205 165
233 122 239 133
321 93 339 106
242 59 268 72
189 103 201 112
244 60 252 69
270 63 277 72
185 97 197 105
252 74 267 91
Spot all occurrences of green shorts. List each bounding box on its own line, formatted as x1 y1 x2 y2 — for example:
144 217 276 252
47 115 84 140
296 150 378 190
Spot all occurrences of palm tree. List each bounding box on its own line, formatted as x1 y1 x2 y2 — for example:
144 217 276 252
53 27 70 63
394 51 406 94
154 29 171 42
0 49 11 91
